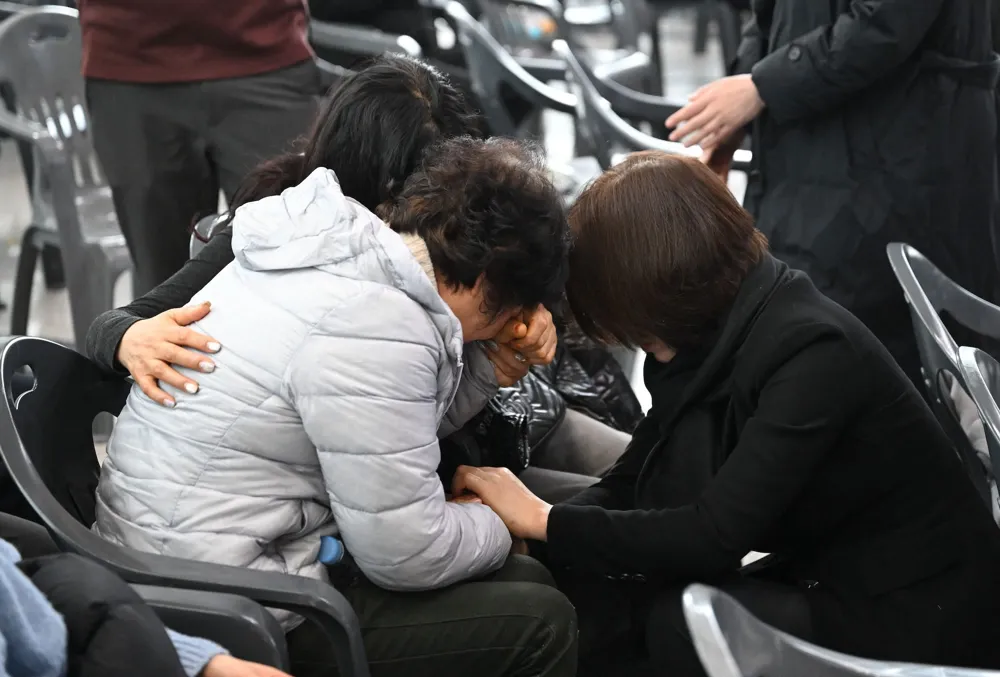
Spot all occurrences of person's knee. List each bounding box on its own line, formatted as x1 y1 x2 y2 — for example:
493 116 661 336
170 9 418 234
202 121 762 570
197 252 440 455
514 582 578 676
645 586 698 670
494 554 558 587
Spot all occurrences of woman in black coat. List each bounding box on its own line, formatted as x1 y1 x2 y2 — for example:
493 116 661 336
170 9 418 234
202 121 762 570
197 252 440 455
664 0 1000 387
453 153 1000 675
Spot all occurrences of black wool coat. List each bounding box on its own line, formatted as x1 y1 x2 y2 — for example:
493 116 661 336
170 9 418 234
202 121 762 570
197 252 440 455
735 0 1000 384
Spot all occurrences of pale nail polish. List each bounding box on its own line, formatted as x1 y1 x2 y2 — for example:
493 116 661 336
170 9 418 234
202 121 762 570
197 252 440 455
163 398 176 408
184 383 199 394
485 340 499 352
199 361 215 373
206 342 222 353
515 353 527 363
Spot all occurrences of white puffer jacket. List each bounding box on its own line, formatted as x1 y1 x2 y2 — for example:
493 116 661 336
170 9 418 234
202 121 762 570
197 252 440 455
94 169 511 628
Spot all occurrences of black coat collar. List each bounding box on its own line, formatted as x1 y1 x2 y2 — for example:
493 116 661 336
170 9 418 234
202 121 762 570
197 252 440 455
644 253 794 434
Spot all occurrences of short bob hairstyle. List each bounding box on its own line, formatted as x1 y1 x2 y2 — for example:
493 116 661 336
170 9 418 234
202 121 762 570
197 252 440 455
381 136 571 316
567 152 768 350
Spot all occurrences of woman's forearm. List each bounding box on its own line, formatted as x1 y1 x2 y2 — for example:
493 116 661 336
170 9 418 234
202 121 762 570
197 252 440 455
85 230 235 373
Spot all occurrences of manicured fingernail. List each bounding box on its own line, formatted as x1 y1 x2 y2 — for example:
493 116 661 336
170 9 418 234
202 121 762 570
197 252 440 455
162 398 175 408
206 342 221 353
184 383 199 394
485 340 498 352
199 361 215 373
515 353 527 363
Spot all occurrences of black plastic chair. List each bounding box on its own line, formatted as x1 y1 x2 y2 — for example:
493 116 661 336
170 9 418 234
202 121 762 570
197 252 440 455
446 1 575 137
189 212 229 259
0 336 370 677
134 584 290 669
960 346 1000 499
887 243 1000 507
555 39 752 172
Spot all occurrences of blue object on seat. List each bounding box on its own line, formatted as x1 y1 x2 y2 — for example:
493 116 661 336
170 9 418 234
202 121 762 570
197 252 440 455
318 536 345 565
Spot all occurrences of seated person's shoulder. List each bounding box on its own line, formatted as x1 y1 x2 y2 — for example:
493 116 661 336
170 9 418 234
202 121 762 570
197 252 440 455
317 283 443 348
738 281 889 398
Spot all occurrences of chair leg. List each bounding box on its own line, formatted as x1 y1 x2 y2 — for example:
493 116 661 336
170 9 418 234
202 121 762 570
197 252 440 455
41 244 66 290
11 226 40 336
66 255 119 352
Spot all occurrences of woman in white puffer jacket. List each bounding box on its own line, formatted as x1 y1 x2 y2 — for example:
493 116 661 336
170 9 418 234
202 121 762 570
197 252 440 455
94 133 577 677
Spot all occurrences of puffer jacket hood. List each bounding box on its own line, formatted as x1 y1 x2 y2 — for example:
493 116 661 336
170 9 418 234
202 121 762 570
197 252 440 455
95 168 510 631
232 168 463 359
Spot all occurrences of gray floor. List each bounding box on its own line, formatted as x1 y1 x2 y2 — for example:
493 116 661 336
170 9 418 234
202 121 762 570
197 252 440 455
0 10 730 411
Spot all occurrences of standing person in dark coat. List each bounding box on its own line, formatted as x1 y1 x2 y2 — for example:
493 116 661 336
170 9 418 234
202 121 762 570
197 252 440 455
664 0 1000 387
452 154 1000 676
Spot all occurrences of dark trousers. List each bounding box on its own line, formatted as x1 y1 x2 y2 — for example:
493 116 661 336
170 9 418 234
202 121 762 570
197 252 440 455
86 61 323 297
561 571 813 677
286 555 578 677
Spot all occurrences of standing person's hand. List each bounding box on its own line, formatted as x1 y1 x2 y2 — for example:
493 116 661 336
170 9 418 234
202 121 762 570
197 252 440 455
666 74 764 151
452 465 552 541
117 302 221 408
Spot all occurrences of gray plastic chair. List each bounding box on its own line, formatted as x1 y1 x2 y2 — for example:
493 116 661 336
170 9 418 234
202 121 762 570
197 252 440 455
554 39 752 171
959 346 1000 498
0 6 130 348
887 243 1000 506
310 18 423 60
683 583 1000 677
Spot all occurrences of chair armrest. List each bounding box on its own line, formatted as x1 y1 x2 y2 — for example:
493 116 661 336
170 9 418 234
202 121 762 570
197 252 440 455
70 537 370 677
310 19 422 58
134 585 290 671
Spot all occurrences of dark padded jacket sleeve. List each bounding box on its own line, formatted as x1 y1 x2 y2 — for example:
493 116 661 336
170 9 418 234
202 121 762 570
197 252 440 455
751 0 945 125
85 229 235 375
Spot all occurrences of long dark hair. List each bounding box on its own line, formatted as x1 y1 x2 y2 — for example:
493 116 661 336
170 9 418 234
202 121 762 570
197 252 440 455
224 55 482 225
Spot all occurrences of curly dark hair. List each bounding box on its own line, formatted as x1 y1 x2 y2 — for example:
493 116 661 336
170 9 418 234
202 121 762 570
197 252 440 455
379 136 571 315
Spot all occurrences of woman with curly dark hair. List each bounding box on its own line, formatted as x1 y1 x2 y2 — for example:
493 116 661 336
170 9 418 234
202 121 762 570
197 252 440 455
453 152 1000 675
92 134 577 677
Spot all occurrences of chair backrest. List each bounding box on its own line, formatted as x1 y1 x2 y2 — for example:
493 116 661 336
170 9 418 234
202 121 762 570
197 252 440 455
682 584 1000 677
446 1 575 137
0 7 102 193
887 243 1000 504
960 346 1000 491
555 39 752 171
0 336 129 532
189 213 230 259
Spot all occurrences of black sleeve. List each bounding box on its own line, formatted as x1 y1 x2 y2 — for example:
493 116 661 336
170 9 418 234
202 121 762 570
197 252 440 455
557 414 661 510
545 338 862 579
751 0 945 125
730 8 767 75
85 229 235 374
